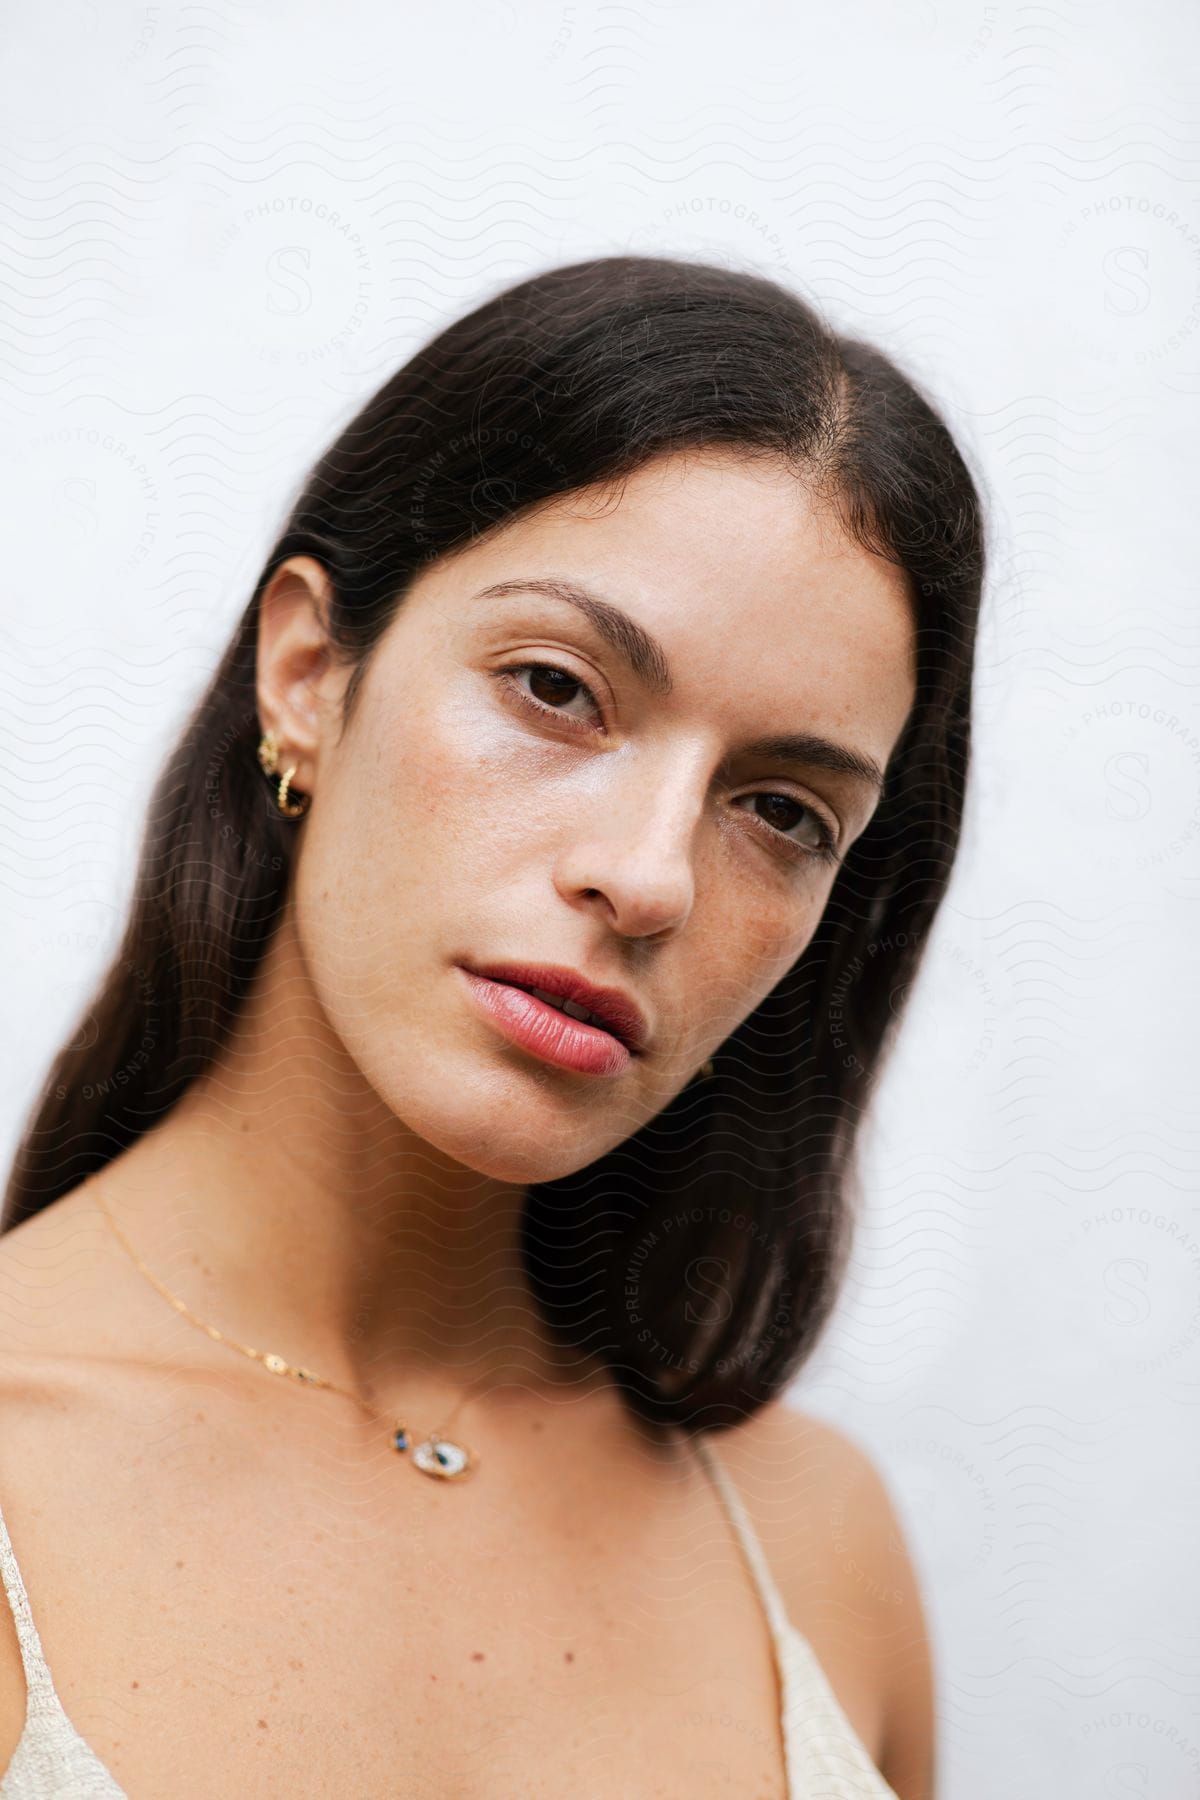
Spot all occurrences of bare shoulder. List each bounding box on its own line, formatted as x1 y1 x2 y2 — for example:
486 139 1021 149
0 1188 159 1492
0 1187 125 1444
0 1192 178 1777
714 1398 936 1800
0 1180 132 1367
0 1205 94 1777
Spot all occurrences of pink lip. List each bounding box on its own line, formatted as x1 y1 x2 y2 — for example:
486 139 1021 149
457 968 637 1077
460 960 649 1053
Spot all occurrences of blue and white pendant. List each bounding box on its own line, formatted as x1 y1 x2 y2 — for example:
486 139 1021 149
393 1426 473 1480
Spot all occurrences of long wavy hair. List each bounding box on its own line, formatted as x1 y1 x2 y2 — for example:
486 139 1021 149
2 255 985 1433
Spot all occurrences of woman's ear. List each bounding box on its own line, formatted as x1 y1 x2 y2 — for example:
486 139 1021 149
255 556 342 796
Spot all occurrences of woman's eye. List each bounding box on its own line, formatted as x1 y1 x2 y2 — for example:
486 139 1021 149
498 664 840 865
500 663 603 728
735 792 841 864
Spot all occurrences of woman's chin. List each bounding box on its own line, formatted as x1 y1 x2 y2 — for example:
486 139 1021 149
375 1077 624 1187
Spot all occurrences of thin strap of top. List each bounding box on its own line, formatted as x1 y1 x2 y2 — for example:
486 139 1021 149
0 1497 55 1707
691 1432 793 1643
693 1432 903 1800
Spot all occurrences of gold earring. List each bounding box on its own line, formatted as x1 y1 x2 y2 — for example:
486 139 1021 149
256 729 311 819
693 1057 715 1082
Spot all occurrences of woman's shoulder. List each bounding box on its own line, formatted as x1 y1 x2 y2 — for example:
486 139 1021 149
0 1195 113 1783
709 1394 905 1558
714 1398 935 1799
0 1188 94 1381
0 1184 165 1429
0 1176 154 1355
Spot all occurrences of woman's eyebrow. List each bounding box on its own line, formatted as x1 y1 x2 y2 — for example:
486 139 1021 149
474 576 673 696
472 575 887 796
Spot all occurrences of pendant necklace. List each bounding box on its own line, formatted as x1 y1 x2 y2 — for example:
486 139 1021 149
90 1180 477 1481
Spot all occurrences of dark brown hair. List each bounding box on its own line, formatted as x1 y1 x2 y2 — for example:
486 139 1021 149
2 255 985 1433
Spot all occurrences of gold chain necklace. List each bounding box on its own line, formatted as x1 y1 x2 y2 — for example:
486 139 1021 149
90 1180 477 1481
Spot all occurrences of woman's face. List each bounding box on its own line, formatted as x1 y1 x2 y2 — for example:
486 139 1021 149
274 448 916 1184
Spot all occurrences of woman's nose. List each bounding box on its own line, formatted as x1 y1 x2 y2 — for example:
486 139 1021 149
552 759 703 941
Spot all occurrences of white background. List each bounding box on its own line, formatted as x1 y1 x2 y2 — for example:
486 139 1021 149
1 5 1198 1796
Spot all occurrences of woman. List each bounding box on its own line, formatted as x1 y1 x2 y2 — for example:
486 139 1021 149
0 255 982 1797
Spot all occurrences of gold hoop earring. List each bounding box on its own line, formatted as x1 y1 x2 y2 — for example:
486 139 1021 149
256 729 311 819
692 1057 715 1082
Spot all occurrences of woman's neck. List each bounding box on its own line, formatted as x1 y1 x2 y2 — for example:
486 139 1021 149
86 918 608 1429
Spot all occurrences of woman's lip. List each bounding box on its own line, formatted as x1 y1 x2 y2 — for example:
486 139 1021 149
457 967 633 1078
